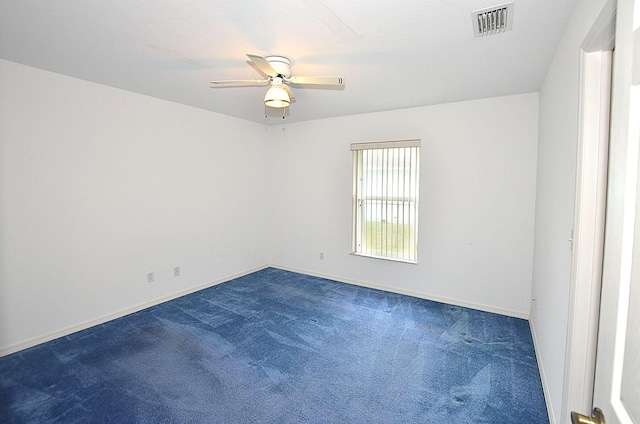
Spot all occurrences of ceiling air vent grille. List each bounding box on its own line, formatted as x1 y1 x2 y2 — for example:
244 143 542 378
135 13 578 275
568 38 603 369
471 2 514 37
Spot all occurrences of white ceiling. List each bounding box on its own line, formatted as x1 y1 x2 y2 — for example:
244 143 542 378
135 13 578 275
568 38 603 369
0 0 578 125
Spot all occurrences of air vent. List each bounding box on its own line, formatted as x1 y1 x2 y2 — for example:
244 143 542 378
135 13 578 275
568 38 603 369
471 2 514 37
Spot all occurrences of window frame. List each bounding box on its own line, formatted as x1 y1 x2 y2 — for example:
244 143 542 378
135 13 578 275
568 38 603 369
351 139 420 264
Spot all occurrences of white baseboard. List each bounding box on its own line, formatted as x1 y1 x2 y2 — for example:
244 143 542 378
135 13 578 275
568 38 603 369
270 264 530 320
1 264 530 357
529 319 556 424
0 265 269 358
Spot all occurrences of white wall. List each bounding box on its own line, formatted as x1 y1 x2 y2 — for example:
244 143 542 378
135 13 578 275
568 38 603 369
530 0 609 422
0 59 271 353
268 94 539 318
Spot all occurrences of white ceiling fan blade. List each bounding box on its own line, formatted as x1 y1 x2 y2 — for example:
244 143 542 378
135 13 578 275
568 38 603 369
287 76 344 86
282 84 296 102
210 79 270 87
246 54 277 77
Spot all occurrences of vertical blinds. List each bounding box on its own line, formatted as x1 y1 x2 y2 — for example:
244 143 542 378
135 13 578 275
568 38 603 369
352 139 420 263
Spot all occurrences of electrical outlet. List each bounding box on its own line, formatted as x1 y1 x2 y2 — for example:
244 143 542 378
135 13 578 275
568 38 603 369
174 267 180 277
147 272 154 283
319 252 324 260
531 296 537 311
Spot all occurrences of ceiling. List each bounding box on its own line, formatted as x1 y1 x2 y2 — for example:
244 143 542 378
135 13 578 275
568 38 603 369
0 0 578 125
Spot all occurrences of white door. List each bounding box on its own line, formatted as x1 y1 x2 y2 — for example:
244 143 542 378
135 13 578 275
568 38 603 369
577 0 640 421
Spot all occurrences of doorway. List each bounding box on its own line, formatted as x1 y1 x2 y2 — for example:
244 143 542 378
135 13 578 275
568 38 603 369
562 0 616 420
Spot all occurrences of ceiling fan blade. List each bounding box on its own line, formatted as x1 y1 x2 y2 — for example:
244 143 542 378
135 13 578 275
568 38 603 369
210 79 270 87
287 76 344 86
282 84 296 102
246 54 277 77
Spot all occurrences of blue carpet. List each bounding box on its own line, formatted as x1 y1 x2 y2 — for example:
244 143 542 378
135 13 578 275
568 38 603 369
0 268 548 423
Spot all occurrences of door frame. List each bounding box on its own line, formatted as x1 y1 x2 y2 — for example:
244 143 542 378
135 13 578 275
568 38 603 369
591 0 640 418
562 0 616 420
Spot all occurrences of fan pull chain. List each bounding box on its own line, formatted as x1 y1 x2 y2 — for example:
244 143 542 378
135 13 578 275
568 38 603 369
263 104 288 119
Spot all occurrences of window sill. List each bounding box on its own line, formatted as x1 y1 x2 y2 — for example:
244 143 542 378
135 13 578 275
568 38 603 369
350 252 417 264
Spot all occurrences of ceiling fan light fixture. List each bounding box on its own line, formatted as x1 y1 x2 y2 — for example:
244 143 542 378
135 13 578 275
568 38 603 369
264 85 290 108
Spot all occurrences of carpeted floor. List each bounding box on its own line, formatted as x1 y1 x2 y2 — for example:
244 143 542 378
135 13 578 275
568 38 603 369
0 268 549 423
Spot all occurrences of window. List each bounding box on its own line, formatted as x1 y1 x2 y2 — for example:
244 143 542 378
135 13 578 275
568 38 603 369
351 139 420 263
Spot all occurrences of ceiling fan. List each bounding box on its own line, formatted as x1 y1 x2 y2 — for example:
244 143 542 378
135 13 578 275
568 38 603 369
210 54 345 112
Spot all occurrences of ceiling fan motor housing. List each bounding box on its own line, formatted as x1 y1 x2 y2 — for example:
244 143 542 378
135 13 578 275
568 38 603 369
265 56 291 78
